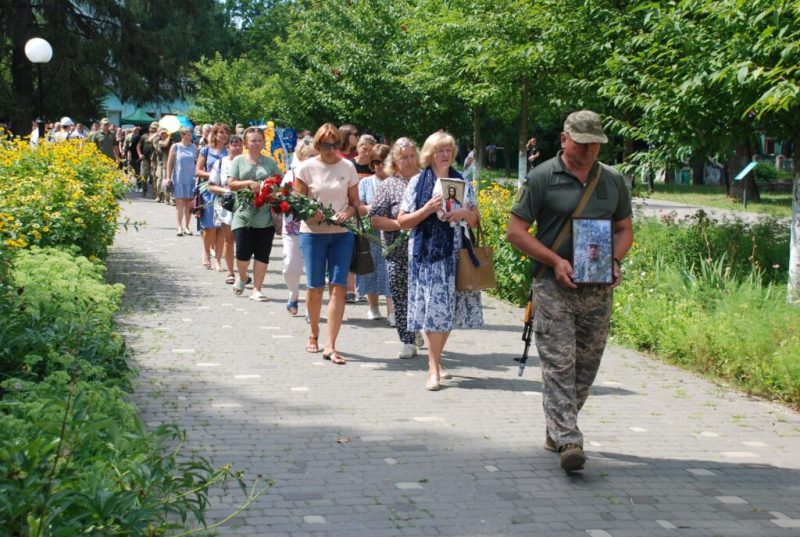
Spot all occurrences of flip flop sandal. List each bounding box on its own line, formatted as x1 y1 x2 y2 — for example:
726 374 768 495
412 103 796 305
323 351 346 365
225 274 236 285
286 300 299 316
305 336 320 353
232 279 245 296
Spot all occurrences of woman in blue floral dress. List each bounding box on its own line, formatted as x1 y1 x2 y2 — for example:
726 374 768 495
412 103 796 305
398 132 483 391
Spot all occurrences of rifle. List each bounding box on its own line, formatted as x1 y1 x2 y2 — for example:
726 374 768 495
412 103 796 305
517 287 534 377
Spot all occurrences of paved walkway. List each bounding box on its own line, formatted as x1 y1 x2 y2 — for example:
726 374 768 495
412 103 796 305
109 193 800 537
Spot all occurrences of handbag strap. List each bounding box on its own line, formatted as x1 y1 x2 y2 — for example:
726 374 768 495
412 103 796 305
534 164 602 280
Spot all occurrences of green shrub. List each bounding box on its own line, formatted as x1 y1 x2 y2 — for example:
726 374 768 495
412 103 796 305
0 248 264 536
477 183 532 305
0 247 127 387
0 373 234 537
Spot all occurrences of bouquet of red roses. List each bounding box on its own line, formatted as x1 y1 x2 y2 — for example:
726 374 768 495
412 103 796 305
253 175 408 255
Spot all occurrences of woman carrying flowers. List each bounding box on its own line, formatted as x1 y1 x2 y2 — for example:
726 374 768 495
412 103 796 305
294 123 360 364
397 132 484 390
227 127 282 302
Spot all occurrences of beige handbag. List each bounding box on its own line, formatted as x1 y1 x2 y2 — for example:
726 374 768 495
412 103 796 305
456 224 496 291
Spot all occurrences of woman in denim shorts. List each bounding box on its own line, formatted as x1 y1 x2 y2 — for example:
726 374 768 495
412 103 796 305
294 123 360 365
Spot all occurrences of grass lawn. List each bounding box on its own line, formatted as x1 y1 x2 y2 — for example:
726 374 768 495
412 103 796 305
642 183 792 218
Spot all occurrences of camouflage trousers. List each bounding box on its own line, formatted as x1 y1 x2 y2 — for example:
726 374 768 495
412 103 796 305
533 277 613 449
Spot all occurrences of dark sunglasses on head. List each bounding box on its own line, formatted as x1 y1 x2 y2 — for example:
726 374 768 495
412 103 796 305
320 142 340 151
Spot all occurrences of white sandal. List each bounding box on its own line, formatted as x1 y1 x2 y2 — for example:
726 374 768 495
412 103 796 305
249 291 268 302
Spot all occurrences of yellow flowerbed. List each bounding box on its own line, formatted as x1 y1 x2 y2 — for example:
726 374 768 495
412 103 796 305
0 137 126 267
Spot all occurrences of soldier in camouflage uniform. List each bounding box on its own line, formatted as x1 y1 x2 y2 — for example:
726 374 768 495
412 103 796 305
506 110 633 473
573 240 612 284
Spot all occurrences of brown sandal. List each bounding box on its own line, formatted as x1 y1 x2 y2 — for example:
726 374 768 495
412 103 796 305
305 336 320 353
323 351 346 365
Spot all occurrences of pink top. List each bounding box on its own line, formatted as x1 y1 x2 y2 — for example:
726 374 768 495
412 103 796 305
296 157 359 234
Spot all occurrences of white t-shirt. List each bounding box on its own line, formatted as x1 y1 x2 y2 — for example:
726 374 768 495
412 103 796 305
296 157 359 234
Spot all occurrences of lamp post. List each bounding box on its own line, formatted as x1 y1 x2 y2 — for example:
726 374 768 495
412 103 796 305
24 37 53 141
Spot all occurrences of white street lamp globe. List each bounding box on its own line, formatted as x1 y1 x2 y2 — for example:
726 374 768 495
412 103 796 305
24 38 53 64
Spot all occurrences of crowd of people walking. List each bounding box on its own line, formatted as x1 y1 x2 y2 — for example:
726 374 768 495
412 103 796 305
83 119 487 392
35 111 634 474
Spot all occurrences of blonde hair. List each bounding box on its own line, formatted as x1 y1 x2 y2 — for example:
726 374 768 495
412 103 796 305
419 131 457 169
295 136 318 161
313 123 341 150
385 137 419 176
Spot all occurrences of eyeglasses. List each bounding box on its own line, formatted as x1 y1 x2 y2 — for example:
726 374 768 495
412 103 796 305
371 159 384 166
320 142 340 151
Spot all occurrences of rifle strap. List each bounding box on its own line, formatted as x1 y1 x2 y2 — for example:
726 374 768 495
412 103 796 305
533 163 602 281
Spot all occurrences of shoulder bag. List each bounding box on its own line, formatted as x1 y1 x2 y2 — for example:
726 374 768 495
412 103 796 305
350 211 375 275
456 223 496 291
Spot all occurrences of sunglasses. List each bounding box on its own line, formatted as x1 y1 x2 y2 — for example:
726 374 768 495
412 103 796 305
371 159 384 166
320 142 340 151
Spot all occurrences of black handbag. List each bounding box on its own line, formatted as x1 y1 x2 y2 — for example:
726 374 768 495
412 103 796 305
221 192 235 212
350 213 375 275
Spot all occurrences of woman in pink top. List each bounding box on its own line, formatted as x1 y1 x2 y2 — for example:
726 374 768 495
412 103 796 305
294 123 360 365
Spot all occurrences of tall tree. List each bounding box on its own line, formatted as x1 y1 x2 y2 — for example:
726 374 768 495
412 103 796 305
0 0 230 132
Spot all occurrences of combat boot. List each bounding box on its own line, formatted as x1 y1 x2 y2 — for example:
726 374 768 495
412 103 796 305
559 443 585 472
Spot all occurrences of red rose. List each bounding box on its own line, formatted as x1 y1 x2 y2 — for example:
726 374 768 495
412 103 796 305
281 188 289 196
280 201 290 213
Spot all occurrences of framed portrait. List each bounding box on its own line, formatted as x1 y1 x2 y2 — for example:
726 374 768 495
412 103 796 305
434 178 466 215
572 218 613 285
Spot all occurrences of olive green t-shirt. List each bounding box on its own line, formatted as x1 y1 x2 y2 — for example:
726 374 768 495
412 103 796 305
510 152 632 277
229 154 282 230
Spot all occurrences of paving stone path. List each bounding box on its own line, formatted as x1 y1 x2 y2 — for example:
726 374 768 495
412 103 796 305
109 193 800 537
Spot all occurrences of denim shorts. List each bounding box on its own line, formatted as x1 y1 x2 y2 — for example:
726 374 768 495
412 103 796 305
299 232 354 289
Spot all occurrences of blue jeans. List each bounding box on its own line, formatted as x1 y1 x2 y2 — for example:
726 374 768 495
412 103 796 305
299 232 354 288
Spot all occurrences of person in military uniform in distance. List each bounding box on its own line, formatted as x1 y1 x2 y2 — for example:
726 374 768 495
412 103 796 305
506 110 633 473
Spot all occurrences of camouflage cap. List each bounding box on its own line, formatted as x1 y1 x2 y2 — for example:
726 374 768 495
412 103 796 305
564 110 608 144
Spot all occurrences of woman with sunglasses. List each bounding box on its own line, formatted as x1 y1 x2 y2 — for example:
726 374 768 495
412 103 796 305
294 123 360 365
356 144 394 323
337 123 359 160
166 127 198 236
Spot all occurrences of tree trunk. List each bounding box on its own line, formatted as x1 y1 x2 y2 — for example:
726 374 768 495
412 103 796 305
730 137 761 202
472 107 482 186
788 128 800 304
9 2 37 134
518 77 529 185
690 155 704 185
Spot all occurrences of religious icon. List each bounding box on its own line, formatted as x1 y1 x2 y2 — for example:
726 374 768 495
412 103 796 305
433 178 466 219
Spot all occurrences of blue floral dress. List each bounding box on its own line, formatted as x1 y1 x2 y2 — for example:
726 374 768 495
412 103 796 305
400 174 483 332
